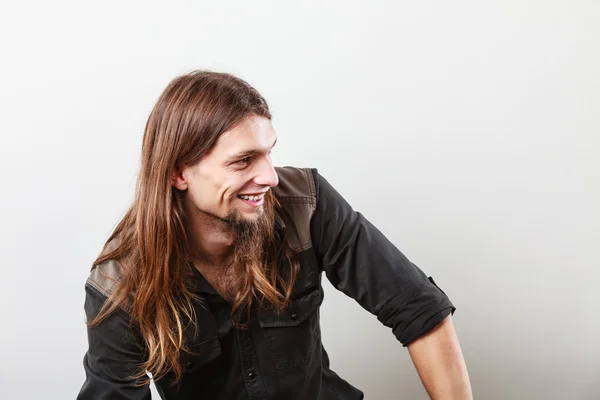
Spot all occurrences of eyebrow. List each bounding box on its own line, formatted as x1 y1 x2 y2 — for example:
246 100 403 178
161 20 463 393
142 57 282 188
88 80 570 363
228 137 277 161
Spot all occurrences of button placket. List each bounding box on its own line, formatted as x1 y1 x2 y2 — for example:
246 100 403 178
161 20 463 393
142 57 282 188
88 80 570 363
236 328 267 400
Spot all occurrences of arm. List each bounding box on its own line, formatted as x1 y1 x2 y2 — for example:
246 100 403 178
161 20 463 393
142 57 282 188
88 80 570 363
310 170 471 397
77 284 151 400
408 315 473 399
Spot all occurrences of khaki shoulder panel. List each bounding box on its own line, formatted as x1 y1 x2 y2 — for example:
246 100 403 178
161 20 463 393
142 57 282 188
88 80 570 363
273 167 316 200
273 167 317 253
85 238 131 312
87 258 124 299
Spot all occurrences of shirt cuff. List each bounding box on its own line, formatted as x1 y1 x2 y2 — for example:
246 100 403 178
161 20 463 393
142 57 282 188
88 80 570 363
390 276 456 346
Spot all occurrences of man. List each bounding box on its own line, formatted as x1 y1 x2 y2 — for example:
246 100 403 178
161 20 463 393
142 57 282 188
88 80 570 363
78 70 472 399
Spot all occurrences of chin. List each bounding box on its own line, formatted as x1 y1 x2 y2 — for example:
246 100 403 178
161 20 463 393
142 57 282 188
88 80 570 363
225 206 263 222
240 210 263 220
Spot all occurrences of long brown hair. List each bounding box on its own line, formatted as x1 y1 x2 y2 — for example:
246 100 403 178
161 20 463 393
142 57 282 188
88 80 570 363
88 70 299 384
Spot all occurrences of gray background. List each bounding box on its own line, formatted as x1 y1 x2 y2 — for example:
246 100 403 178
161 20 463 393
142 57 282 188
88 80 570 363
0 1 598 399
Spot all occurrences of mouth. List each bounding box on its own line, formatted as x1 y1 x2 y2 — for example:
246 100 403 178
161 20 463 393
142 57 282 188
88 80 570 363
237 192 266 208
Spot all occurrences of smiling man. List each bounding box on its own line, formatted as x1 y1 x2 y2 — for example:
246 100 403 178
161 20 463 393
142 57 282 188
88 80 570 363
78 70 472 399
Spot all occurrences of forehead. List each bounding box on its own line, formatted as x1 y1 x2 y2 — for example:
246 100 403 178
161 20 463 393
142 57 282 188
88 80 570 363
212 115 276 157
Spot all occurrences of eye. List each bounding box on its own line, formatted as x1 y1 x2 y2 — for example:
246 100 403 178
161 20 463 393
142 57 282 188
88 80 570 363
237 156 251 165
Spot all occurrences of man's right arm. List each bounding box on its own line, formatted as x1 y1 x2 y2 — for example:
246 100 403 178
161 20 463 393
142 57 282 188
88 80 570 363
77 284 151 400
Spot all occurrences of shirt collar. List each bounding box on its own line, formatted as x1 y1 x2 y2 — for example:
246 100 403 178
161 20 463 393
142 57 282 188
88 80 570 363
190 265 216 295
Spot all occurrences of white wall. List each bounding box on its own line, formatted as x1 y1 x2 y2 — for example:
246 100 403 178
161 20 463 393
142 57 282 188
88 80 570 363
1 1 598 399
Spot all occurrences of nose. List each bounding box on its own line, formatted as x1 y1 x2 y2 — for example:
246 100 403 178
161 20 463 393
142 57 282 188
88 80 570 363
254 156 279 188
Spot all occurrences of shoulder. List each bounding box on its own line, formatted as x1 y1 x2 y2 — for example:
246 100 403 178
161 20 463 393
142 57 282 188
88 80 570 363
273 166 318 201
87 259 123 299
85 239 131 313
273 166 319 252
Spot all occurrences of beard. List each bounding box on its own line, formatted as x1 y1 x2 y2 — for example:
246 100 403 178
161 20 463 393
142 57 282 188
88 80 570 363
210 197 276 302
221 205 273 270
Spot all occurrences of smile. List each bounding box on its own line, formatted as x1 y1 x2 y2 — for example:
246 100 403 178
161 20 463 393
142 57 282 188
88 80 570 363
237 193 265 201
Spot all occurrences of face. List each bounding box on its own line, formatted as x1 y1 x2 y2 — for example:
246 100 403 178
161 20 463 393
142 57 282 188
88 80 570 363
173 115 279 225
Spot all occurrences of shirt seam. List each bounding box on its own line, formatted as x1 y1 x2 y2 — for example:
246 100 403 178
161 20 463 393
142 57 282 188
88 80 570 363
277 196 315 204
86 279 133 315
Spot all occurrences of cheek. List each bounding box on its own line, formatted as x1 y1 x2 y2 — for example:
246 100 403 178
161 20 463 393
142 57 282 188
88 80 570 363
186 186 210 210
190 169 247 210
185 175 222 210
224 187 242 206
221 177 247 203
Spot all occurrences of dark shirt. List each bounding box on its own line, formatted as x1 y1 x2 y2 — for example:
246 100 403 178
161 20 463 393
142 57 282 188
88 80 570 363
77 167 455 400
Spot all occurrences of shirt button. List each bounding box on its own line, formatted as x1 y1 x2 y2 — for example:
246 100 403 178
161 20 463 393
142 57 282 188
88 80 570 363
248 372 256 379
291 313 298 320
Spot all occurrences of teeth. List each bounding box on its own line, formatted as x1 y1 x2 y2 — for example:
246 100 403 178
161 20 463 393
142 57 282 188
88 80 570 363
239 194 264 201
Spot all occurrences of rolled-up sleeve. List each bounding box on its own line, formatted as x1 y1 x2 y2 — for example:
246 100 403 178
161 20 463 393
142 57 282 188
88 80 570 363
77 284 151 400
309 169 456 346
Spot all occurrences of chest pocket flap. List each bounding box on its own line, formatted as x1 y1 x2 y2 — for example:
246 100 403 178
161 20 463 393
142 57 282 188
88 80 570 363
257 284 323 327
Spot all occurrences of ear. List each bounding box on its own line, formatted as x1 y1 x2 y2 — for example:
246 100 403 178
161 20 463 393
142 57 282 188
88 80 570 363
172 168 188 191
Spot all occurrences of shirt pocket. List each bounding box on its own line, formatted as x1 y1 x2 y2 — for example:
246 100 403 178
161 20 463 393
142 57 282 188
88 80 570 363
257 284 323 370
